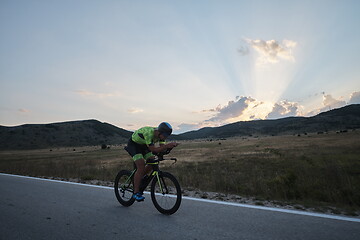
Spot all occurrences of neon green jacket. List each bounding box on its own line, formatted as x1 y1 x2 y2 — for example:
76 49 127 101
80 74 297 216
131 126 165 146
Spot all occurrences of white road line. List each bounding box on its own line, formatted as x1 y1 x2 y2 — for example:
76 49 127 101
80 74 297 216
0 172 113 190
181 196 360 223
1 173 359 223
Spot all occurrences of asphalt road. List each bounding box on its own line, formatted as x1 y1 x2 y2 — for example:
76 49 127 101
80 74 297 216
1 173 359 240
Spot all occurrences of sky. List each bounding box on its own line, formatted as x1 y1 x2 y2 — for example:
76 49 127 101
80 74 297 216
1 0 360 134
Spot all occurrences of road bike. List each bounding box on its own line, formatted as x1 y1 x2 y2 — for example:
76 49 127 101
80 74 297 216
114 147 182 215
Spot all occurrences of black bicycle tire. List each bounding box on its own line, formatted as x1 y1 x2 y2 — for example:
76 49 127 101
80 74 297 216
114 170 135 207
150 172 182 215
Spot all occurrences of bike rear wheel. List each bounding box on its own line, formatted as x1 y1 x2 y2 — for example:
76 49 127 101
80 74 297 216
151 172 182 215
114 170 135 207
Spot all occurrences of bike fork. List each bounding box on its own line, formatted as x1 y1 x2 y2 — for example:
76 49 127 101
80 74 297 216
155 172 168 194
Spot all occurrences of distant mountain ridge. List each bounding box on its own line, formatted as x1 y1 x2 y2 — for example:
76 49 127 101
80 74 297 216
0 119 132 150
0 104 359 150
175 104 360 140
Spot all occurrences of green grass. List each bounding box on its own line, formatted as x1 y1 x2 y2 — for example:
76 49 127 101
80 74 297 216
1 131 359 214
172 132 360 214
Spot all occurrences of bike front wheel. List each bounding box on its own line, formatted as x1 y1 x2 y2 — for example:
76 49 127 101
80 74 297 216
151 172 182 215
114 170 135 207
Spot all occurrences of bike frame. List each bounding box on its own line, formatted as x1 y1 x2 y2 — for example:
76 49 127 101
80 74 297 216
121 158 168 194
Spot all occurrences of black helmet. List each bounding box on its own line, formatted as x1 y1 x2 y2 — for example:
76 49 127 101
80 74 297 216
158 122 172 137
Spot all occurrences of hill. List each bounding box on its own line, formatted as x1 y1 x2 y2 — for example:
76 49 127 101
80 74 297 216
175 104 360 140
1 104 359 150
0 120 132 150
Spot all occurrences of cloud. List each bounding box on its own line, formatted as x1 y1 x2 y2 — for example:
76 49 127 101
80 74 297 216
305 92 353 117
176 121 222 134
266 100 299 119
18 108 30 113
206 96 256 122
201 96 299 124
306 94 346 116
179 91 359 133
75 89 121 98
179 96 260 132
127 108 144 114
176 123 200 133
178 97 298 132
243 38 297 64
322 94 346 109
349 91 360 104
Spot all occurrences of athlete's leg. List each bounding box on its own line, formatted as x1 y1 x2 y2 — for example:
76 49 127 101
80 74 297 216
144 165 152 175
134 158 146 194
143 152 155 176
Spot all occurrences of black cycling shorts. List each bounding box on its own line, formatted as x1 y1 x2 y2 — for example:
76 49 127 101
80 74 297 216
126 139 154 161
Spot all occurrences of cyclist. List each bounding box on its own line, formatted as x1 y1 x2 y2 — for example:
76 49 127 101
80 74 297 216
125 122 179 202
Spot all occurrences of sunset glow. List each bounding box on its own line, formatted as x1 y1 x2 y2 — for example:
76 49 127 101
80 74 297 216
1 0 359 133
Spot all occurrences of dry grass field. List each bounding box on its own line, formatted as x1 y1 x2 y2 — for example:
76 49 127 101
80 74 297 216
1 130 359 215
